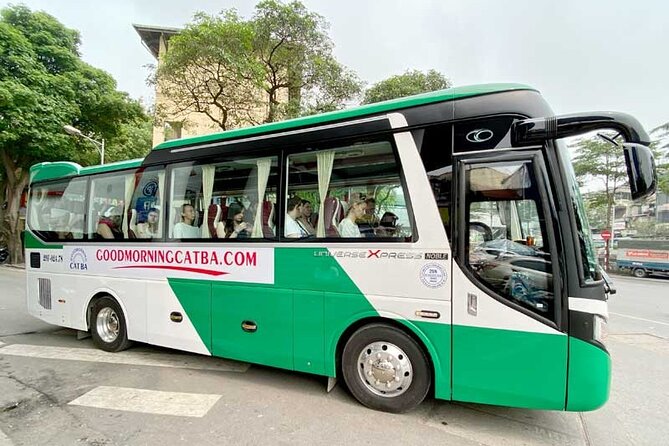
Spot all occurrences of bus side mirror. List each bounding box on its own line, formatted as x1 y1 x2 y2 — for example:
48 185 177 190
623 143 656 200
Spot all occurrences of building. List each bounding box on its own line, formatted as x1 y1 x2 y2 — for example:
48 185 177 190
134 24 287 147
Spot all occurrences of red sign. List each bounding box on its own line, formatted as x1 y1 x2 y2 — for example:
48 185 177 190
601 230 612 240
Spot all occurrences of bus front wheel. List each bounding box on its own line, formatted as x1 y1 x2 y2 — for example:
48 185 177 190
342 323 431 413
90 296 132 352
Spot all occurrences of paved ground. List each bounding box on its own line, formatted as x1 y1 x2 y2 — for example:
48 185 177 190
0 266 667 445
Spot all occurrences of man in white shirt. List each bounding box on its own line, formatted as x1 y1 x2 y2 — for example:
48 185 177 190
284 196 308 238
173 204 200 238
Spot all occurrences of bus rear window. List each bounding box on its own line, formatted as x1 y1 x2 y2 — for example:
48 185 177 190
29 178 87 241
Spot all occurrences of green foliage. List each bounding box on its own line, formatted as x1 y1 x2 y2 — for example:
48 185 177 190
650 123 669 195
154 1 363 129
571 136 629 229
154 11 263 130
0 5 152 262
362 69 451 104
0 5 148 167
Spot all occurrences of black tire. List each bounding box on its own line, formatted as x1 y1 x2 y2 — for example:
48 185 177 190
633 268 648 279
342 323 431 413
90 296 132 352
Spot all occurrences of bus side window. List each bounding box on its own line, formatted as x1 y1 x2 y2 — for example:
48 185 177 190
169 165 203 239
286 139 413 240
88 173 135 240
463 161 554 318
130 168 164 239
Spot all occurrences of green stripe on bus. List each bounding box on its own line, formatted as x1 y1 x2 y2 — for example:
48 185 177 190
566 337 611 411
168 247 377 374
24 232 63 250
452 325 568 410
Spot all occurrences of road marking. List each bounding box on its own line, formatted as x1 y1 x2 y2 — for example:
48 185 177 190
609 312 669 327
69 386 221 417
0 344 249 372
0 341 5 348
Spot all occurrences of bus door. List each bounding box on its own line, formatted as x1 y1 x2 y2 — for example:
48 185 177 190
451 151 568 409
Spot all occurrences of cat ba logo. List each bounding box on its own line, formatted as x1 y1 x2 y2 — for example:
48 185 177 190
69 248 88 271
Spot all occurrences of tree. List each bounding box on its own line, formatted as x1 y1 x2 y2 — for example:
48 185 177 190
0 5 151 263
252 0 361 119
154 1 362 130
572 136 630 231
362 69 451 104
651 122 669 195
153 11 263 130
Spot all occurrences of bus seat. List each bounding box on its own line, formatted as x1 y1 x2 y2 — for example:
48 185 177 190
262 201 275 237
207 204 221 238
219 204 229 222
323 197 342 237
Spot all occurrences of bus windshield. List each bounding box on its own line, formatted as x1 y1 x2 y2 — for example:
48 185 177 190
558 142 598 282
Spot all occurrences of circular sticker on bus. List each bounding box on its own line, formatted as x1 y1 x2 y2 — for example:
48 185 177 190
420 263 447 288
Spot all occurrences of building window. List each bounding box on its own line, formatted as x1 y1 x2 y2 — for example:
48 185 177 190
164 121 183 141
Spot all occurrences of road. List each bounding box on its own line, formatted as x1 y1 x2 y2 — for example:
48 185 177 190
1 267 667 445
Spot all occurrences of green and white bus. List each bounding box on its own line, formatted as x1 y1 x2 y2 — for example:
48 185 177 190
26 84 656 413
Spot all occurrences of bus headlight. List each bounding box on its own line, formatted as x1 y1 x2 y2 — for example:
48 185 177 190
593 315 606 343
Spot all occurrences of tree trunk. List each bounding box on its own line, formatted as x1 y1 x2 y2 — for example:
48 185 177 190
4 174 28 264
1 149 28 264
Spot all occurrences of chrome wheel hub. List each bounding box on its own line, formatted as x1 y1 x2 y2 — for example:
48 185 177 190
357 341 413 397
96 307 119 343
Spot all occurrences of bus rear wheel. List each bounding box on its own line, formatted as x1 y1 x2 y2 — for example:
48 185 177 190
633 268 648 278
90 296 132 352
342 323 430 413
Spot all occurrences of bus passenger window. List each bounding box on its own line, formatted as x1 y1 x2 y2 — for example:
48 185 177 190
130 169 164 239
169 165 203 239
169 157 278 240
464 161 554 318
286 139 413 240
88 173 135 240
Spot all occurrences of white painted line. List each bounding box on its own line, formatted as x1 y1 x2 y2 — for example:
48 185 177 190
609 312 669 327
0 341 6 348
0 344 249 372
69 386 221 417
0 427 13 446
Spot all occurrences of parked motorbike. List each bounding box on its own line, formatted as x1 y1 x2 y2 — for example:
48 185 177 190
0 244 8 265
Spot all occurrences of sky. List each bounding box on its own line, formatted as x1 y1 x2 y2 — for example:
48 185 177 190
2 0 668 132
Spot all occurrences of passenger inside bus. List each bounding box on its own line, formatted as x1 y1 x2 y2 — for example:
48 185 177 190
96 206 124 240
136 208 159 239
297 199 315 235
338 199 365 238
285 196 309 238
173 204 200 238
376 212 398 237
217 202 250 238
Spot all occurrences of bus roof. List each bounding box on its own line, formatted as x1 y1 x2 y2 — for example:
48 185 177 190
30 83 536 183
152 83 536 151
30 158 144 183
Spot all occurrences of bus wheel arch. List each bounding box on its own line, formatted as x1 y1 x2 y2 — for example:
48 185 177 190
86 292 132 353
335 317 435 413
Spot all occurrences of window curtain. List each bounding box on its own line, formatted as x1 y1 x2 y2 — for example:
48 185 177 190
200 165 215 237
122 173 136 238
316 150 335 237
252 158 272 238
